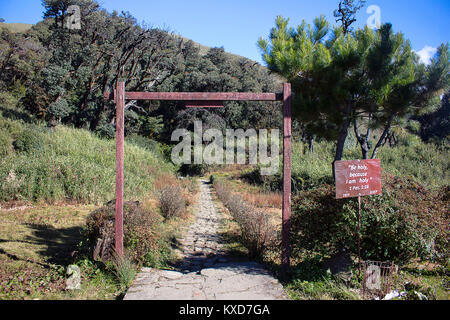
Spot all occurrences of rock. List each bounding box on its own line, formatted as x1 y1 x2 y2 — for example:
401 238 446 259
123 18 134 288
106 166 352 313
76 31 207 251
158 270 184 280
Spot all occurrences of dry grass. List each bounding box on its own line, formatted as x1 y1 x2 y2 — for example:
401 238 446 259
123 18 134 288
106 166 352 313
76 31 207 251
0 23 33 33
153 173 180 191
242 191 282 209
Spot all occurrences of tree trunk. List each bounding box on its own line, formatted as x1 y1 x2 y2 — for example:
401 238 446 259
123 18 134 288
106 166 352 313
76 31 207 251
371 114 394 159
353 115 371 160
334 107 352 161
333 106 352 180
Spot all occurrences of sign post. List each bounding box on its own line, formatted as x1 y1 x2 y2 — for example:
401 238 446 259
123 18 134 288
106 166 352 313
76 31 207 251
334 159 382 275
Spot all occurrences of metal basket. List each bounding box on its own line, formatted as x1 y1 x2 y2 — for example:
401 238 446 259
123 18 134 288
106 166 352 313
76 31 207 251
362 260 397 298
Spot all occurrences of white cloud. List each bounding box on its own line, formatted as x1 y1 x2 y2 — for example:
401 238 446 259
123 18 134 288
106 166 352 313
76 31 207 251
415 46 437 65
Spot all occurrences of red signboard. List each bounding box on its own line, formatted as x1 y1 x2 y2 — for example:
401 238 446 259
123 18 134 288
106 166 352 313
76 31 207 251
334 159 382 199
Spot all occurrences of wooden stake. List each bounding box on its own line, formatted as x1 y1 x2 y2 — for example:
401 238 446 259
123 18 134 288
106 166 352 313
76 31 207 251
357 195 362 277
282 83 292 277
115 80 125 257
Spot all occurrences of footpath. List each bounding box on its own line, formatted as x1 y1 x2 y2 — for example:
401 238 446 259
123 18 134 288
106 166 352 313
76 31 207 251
124 179 288 300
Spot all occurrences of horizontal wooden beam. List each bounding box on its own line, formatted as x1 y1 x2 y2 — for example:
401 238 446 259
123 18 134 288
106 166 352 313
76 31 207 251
185 101 224 108
104 91 283 101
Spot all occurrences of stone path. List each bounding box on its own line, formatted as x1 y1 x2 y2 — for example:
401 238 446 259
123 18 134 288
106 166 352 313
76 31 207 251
124 179 288 300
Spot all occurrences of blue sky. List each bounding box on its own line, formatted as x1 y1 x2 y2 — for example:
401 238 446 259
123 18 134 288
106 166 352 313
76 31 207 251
1 0 449 64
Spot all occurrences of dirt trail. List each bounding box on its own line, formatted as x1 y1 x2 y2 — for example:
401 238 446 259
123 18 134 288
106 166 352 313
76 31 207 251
124 179 288 300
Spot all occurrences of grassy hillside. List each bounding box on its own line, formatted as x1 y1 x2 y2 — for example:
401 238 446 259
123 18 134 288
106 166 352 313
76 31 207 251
0 115 174 204
0 23 33 33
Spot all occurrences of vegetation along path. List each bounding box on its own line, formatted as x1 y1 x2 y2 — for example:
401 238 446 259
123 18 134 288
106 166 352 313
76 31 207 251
124 179 288 300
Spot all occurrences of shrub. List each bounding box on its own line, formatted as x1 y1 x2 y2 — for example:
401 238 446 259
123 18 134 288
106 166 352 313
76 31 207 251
47 98 70 120
158 185 186 219
95 123 115 140
290 173 449 265
214 180 279 258
241 208 278 258
178 163 211 176
127 135 163 159
85 200 162 265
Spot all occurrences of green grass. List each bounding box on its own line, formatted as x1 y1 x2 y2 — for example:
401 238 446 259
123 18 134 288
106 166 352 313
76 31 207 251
0 122 174 203
376 143 449 189
110 253 137 290
286 278 360 300
289 137 449 191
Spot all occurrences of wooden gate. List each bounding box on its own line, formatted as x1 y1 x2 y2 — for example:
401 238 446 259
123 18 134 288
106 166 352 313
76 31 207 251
105 81 292 273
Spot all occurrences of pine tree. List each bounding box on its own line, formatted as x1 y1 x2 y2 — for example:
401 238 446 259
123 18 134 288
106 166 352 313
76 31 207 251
259 16 450 161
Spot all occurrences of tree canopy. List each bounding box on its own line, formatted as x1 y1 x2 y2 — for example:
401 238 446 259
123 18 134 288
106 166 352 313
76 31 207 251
258 14 449 161
1 0 282 143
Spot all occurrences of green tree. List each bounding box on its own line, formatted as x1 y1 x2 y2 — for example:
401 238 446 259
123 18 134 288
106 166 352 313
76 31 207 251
259 16 450 162
0 27 47 96
25 0 182 131
417 91 450 143
4 0 281 142
368 42 449 158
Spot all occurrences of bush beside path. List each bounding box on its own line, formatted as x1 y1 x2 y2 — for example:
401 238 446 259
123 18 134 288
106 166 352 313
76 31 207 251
124 179 288 300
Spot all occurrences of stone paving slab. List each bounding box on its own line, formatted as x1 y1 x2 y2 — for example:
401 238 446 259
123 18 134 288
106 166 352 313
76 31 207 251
124 179 289 300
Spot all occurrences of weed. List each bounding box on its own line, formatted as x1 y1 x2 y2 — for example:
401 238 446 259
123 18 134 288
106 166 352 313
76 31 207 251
110 251 137 290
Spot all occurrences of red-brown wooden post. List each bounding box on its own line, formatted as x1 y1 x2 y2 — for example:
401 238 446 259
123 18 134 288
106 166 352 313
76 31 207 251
115 80 125 257
282 83 292 276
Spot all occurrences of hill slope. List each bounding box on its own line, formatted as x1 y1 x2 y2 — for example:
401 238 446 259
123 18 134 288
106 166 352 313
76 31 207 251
0 22 33 33
0 115 173 203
